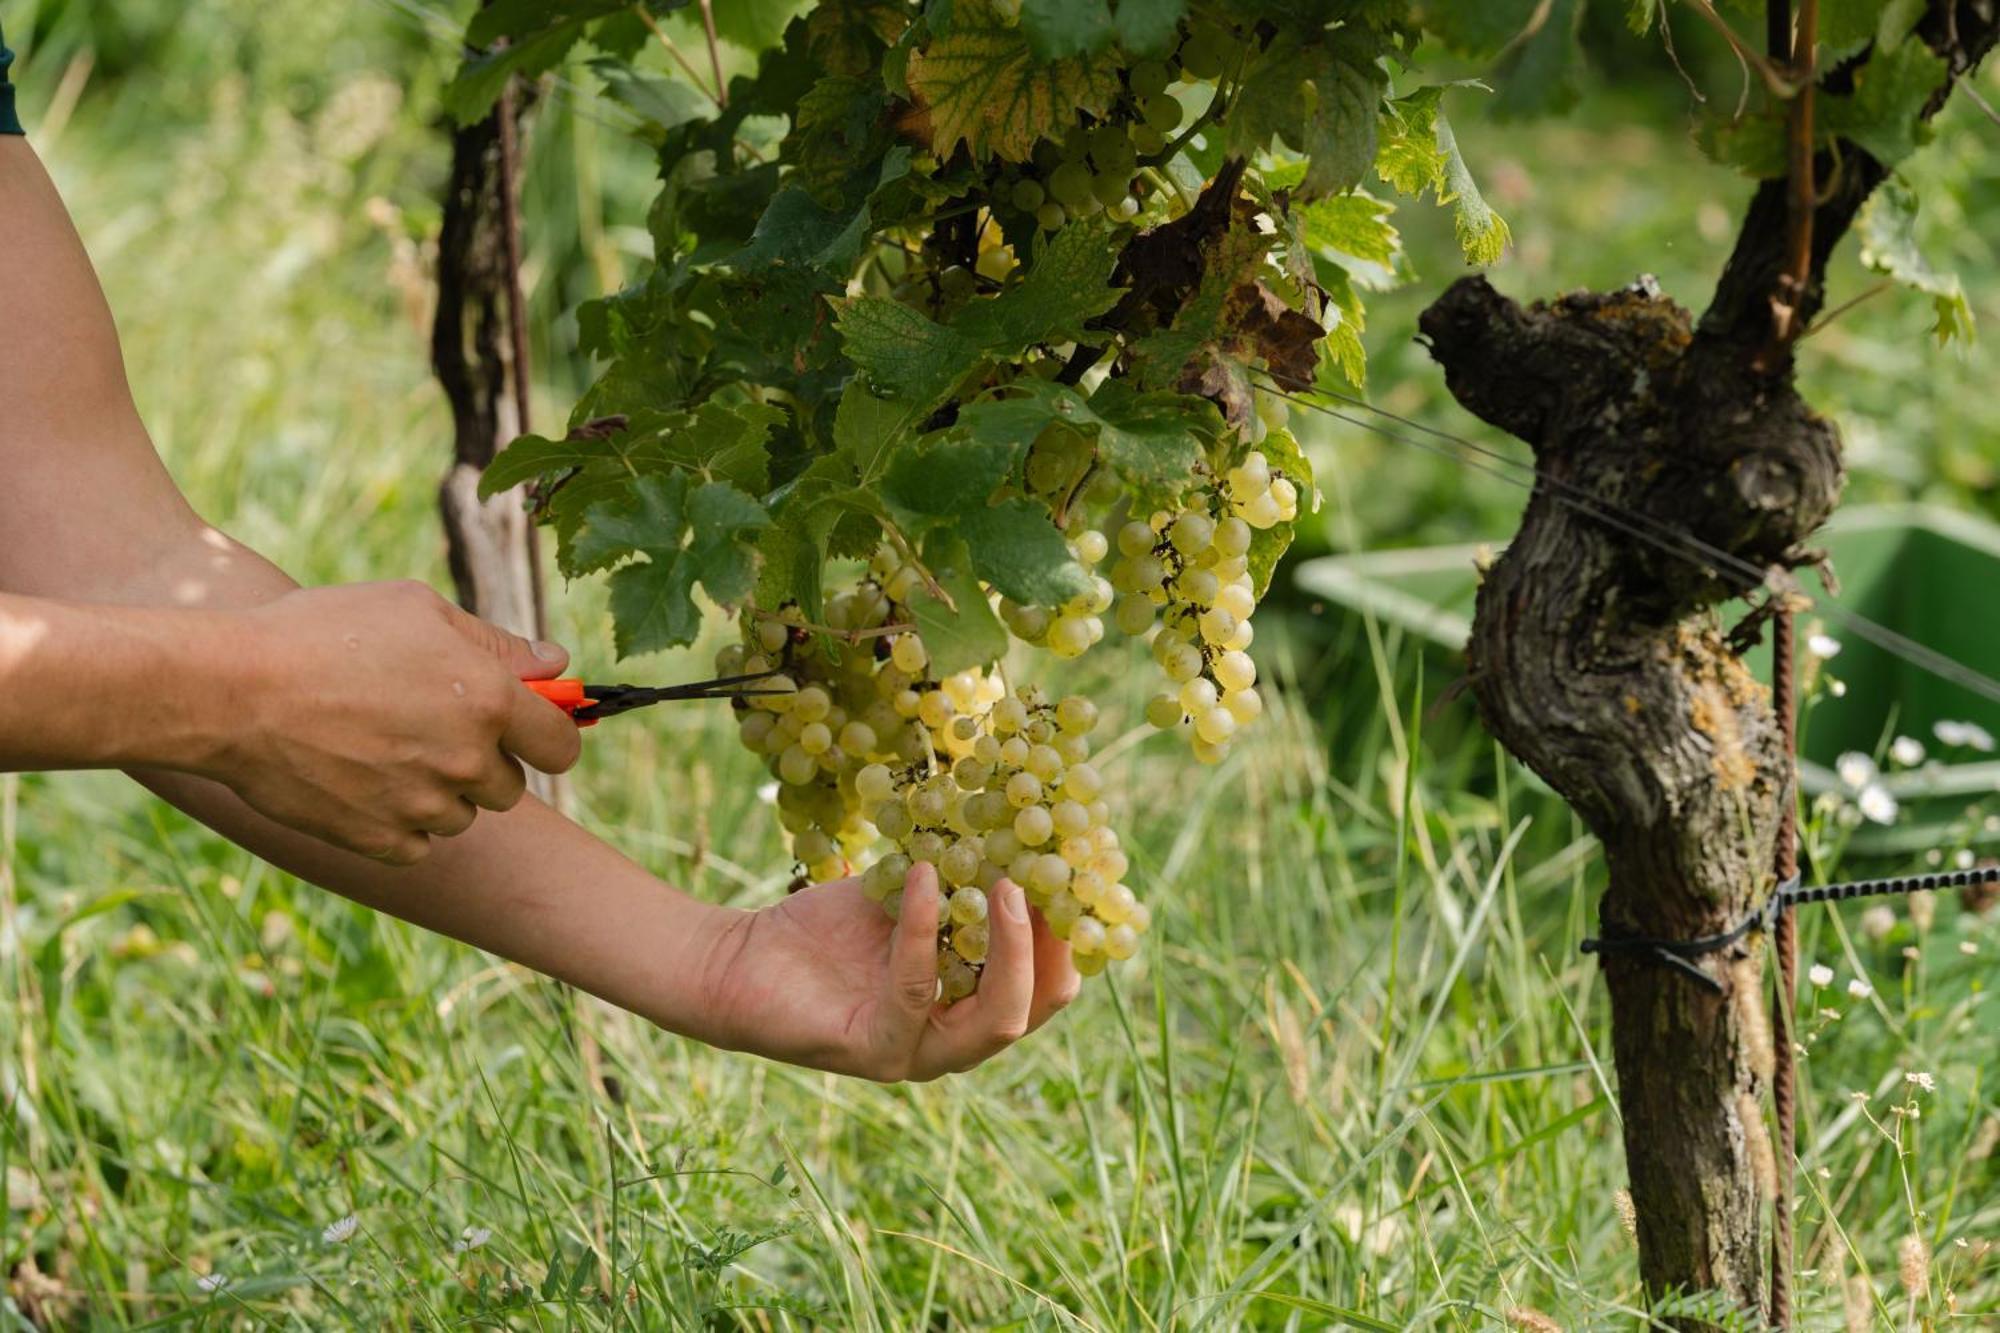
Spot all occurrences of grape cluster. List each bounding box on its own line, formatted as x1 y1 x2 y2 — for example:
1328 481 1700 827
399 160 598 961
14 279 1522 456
724 550 1149 1002
1099 451 1291 765
856 679 1148 997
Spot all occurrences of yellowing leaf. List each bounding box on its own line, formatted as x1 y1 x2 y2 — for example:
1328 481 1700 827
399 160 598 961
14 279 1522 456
907 0 1122 162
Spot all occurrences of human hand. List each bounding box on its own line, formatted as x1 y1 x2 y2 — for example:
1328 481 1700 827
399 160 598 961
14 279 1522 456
198 581 581 863
701 862 1081 1081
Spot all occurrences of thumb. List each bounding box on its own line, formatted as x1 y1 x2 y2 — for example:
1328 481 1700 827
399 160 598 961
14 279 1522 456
885 862 943 1022
447 606 569 680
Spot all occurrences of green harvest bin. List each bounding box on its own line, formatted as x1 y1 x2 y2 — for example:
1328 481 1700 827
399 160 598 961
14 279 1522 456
1293 504 2000 816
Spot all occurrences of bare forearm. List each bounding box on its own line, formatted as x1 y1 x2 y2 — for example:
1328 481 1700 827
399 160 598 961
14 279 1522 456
0 592 242 770
136 768 743 1039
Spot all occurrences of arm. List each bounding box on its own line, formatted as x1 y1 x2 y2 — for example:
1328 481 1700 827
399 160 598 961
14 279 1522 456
0 134 1076 1078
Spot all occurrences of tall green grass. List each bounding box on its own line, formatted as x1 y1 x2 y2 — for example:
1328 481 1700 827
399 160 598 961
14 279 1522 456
3 6 1996 1328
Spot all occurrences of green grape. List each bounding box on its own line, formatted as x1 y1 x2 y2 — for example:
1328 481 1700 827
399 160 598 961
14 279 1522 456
1128 59 1172 97
1145 693 1185 729
1010 177 1046 213
1013 804 1054 846
1005 771 1043 809
1055 696 1098 734
1086 123 1127 164
938 265 977 301
1036 201 1068 231
1130 123 1168 156
1048 160 1096 206
952 921 990 963
1060 123 1091 160
1142 92 1184 134
1025 445 1071 493
1091 170 1132 210
948 884 989 926
1179 26 1229 80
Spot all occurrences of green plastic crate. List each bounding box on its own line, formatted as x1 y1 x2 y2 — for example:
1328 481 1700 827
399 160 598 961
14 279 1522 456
1293 504 2000 809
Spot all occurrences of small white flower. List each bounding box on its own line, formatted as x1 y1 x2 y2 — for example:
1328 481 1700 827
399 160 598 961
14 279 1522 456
1860 904 1898 939
1889 735 1926 767
1857 783 1899 825
195 1272 228 1293
1829 678 1847 697
1957 849 1977 870
322 1214 359 1245
1905 1071 1936 1092
1934 719 1997 752
1807 963 1834 988
1807 633 1842 659
1847 978 1873 1000
1961 940 1979 956
1835 751 1879 790
453 1226 492 1254
755 781 780 805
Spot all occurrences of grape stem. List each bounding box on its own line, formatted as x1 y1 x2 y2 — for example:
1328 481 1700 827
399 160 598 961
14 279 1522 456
883 522 956 611
744 606 914 644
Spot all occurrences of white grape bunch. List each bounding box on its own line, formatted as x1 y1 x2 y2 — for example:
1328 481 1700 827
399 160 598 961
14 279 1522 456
1108 448 1297 765
856 676 1148 997
721 550 1150 1001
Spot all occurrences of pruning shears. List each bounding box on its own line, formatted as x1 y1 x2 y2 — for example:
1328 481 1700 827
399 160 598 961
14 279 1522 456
529 669 790 727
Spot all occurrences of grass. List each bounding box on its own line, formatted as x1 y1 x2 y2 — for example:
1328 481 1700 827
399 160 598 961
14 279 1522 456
4 6 1999 1328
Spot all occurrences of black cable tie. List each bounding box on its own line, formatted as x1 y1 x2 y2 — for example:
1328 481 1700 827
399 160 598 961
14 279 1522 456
1580 866 1999 991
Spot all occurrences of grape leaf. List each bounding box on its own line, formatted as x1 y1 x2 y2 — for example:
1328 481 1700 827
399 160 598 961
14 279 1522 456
1019 0 1115 60
447 0 634 124
1114 0 1186 57
1418 0 1540 56
836 300 979 409
1820 39 1946 166
879 428 1025 526
1226 28 1388 199
949 379 1214 494
1858 176 1976 346
1492 0 1585 119
960 497 1091 606
1437 112 1509 265
477 402 780 500
587 59 709 135
571 473 770 656
906 0 1123 161
1298 191 1399 270
1375 86 1447 197
1318 264 1368 390
906 533 1009 675
838 222 1124 412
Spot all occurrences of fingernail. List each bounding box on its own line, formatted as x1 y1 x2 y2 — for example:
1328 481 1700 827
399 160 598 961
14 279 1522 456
999 880 1028 922
531 640 564 660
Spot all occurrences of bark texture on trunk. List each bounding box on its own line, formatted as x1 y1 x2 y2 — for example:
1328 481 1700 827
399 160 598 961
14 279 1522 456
433 107 541 639
1419 6 1995 1321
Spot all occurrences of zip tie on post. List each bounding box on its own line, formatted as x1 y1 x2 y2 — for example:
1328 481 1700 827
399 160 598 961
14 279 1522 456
1581 866 2000 994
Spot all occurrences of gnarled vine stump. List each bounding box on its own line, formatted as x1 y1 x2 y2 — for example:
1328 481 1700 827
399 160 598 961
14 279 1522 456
1418 4 1995 1318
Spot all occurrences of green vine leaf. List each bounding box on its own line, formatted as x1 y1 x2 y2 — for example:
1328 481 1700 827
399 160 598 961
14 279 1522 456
959 497 1092 606
1859 177 1976 346
906 533 1010 675
907 0 1123 161
1226 28 1388 199
572 473 771 657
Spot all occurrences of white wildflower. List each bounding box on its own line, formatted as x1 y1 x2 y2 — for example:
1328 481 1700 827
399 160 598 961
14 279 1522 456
1807 633 1842 659
755 781 780 805
1889 735 1926 767
1835 752 1878 790
1847 978 1873 1000
1829 678 1847 697
1961 940 1978 956
322 1214 359 1245
1956 849 1977 870
453 1226 492 1254
195 1272 228 1293
1934 719 1996 752
1905 1071 1936 1093
1808 963 1834 988
1857 783 1899 825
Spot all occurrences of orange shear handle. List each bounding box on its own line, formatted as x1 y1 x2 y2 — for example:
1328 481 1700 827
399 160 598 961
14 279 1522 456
527 678 600 727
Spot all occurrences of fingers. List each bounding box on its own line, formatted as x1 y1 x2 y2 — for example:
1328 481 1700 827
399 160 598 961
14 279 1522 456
502 680 583 775
443 601 570 680
416 796 480 839
461 750 528 813
1024 910 1082 1034
880 862 944 1037
921 879 1036 1073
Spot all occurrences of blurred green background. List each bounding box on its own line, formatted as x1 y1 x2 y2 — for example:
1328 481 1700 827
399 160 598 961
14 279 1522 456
2 1 1995 1326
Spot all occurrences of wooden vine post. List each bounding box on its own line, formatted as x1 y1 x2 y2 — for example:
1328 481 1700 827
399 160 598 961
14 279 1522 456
431 73 562 804
1420 5 1995 1324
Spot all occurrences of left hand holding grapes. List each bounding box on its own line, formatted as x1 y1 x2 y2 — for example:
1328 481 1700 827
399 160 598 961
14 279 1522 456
701 861 1080 1081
